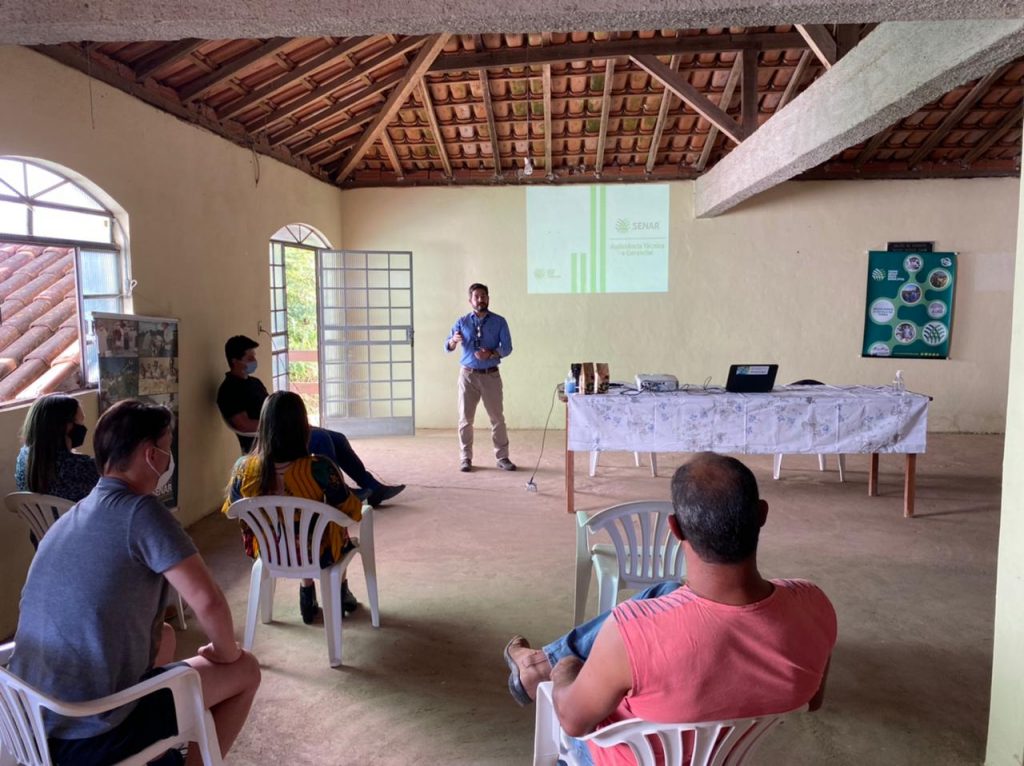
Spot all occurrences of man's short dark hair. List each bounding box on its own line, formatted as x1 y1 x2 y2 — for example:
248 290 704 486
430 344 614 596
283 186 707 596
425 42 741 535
670 453 762 564
225 335 259 366
94 400 174 473
468 283 488 296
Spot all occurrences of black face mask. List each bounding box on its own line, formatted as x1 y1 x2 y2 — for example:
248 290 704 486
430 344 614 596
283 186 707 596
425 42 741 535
69 423 88 449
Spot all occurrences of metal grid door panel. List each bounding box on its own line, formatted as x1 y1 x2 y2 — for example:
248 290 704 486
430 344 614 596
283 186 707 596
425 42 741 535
269 242 289 392
317 249 414 436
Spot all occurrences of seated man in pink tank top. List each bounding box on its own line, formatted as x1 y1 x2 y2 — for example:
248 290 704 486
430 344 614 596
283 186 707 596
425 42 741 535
503 452 837 766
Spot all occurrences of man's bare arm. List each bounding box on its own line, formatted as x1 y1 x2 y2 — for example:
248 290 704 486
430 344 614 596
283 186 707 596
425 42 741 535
165 553 241 663
552 619 633 737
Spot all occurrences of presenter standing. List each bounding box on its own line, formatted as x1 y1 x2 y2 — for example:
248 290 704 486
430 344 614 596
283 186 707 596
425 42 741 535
445 283 515 473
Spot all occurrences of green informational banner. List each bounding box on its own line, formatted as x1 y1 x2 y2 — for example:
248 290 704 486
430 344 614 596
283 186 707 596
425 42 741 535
862 250 956 359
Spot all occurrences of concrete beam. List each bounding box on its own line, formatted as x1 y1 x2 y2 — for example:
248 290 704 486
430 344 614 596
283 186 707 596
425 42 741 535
694 19 1024 218
3 0 1024 44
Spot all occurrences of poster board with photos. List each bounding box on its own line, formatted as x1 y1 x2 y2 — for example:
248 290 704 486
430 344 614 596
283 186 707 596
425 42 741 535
93 312 179 509
862 250 957 359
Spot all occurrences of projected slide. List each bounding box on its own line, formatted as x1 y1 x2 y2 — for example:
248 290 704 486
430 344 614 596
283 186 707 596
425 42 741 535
526 184 669 293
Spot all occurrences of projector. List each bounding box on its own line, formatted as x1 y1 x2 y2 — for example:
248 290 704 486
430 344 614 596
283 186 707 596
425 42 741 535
635 374 679 392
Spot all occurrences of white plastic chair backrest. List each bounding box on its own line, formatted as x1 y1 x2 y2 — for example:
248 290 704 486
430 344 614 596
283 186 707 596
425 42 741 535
4 493 74 542
579 501 685 586
226 495 357 579
0 641 220 766
579 703 808 766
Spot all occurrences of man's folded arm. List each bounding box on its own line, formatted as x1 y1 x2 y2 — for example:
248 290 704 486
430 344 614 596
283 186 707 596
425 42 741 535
552 619 632 737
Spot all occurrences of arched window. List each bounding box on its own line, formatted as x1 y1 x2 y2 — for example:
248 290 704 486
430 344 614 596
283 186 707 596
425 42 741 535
0 157 131 405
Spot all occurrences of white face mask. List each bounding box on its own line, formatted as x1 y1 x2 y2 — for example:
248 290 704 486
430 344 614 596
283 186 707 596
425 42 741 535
147 446 175 494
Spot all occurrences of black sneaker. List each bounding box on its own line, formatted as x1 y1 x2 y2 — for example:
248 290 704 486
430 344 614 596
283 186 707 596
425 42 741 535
367 483 406 507
299 584 319 625
341 581 360 615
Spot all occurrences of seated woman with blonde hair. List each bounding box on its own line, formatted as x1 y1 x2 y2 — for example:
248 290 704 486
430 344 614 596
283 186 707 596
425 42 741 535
223 391 362 624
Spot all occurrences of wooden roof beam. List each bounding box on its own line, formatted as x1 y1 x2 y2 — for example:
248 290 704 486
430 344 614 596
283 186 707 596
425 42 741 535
246 35 426 133
430 32 806 73
337 34 450 182
775 49 811 113
963 105 1023 165
740 47 759 136
695 56 742 172
180 37 291 102
644 54 681 174
907 63 1012 167
132 39 205 81
379 131 404 180
795 24 837 69
631 54 748 145
595 60 615 175
543 64 553 177
418 80 453 179
217 36 370 119
854 127 894 167
478 70 502 176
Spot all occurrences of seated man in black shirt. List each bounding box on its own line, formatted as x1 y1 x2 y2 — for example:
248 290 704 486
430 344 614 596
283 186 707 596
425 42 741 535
217 335 405 508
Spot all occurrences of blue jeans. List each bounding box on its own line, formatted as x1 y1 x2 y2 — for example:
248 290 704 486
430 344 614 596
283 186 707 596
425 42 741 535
308 427 378 490
543 580 683 766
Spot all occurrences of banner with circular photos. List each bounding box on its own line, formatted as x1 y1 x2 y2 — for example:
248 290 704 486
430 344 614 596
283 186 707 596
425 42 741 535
92 312 180 510
862 251 956 359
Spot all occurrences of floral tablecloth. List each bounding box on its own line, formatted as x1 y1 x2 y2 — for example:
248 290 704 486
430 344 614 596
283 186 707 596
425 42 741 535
567 385 928 455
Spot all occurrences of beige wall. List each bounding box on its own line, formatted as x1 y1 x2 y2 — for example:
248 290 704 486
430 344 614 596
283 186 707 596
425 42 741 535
339 178 1018 433
0 45 345 636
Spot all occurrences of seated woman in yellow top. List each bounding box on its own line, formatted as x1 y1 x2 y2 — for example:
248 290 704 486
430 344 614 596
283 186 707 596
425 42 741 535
224 391 363 624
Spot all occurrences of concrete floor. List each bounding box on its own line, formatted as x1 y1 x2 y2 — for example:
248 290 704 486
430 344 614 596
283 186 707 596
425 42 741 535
178 430 1003 765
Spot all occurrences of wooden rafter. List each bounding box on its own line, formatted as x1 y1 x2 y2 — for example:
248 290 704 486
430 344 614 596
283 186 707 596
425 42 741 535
776 49 811 113
543 64 553 176
429 32 805 72
632 54 747 144
696 57 742 172
478 70 501 175
963 105 1023 165
379 130 404 179
282 71 404 152
309 134 362 166
854 127 894 168
907 64 1012 168
245 36 426 133
418 80 453 178
645 54 681 173
740 48 759 137
795 24 837 69
132 39 205 81
217 36 370 119
337 34 450 182
595 60 616 175
291 106 380 156
180 38 291 102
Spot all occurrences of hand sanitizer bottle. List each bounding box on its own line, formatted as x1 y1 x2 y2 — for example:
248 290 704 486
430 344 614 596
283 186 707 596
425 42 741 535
893 370 905 393
565 373 577 395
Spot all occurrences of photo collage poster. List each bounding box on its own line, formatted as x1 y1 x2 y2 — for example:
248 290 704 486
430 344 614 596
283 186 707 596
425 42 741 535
862 250 957 359
93 312 179 509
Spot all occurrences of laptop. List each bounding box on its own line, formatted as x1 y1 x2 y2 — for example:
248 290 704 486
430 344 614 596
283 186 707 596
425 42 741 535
725 364 779 393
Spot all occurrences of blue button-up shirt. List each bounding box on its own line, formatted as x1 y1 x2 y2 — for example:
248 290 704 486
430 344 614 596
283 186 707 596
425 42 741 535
445 311 513 369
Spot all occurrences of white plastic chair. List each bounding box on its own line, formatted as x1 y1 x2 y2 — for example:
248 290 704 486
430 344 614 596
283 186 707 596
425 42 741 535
533 681 806 766
5 492 189 631
0 641 223 766
574 501 686 626
226 495 379 667
589 451 658 478
772 380 845 483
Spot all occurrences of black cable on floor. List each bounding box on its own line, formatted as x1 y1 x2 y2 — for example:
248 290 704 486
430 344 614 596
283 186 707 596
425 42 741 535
526 384 559 490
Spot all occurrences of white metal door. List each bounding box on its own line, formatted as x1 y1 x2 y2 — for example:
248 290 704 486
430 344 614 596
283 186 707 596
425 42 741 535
317 249 414 436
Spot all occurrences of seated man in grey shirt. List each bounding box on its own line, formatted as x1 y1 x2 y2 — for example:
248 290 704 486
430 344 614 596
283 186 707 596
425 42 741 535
9 399 261 766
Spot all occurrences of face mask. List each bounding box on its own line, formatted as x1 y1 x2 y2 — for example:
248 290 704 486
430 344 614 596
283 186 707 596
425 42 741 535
244 361 258 375
69 423 88 449
147 447 175 494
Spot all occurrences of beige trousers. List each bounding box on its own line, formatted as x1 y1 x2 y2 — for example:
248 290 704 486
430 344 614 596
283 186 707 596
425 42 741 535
458 367 509 462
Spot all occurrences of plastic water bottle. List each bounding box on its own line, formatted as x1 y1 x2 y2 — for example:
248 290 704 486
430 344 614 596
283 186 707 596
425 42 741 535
564 374 577 395
893 370 905 393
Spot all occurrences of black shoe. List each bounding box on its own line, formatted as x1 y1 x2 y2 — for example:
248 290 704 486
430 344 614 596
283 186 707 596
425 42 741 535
460 459 472 472
341 581 359 615
497 458 517 471
299 584 319 625
367 483 406 508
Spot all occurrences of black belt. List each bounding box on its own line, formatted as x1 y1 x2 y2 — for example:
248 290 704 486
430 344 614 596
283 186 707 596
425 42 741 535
463 366 500 374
